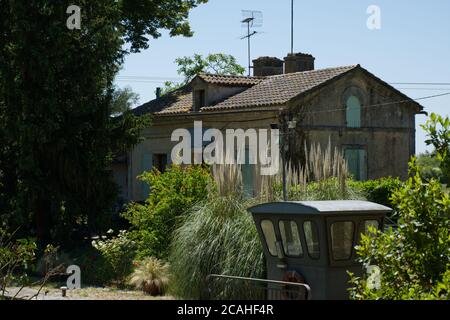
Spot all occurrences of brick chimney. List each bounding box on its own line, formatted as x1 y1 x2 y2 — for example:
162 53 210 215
252 56 284 76
284 52 315 73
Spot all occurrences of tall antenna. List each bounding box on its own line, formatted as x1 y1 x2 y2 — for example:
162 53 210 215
291 0 294 54
241 10 263 76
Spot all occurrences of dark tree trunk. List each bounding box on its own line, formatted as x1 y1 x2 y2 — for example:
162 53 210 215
34 197 51 244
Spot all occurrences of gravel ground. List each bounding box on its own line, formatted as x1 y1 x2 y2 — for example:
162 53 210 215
5 286 174 300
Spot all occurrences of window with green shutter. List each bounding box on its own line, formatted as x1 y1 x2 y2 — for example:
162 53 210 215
344 147 367 181
241 148 255 198
346 96 361 128
141 152 152 199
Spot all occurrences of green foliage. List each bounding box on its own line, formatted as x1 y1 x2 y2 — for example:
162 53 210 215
0 228 37 297
129 257 170 296
91 230 136 287
158 81 185 96
280 178 366 201
417 151 447 184
350 177 404 209
67 246 110 286
176 53 246 81
422 113 450 182
110 86 140 116
160 53 245 95
349 160 450 299
0 0 205 245
122 165 212 259
169 195 265 299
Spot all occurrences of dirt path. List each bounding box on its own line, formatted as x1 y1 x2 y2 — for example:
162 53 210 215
5 286 174 300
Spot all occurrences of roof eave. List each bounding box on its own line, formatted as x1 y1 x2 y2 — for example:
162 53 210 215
356 66 425 113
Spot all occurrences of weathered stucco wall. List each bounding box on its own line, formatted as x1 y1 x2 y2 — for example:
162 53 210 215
127 110 279 201
119 69 419 201
287 68 417 180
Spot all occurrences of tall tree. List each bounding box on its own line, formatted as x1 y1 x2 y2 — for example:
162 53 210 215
160 53 245 95
0 0 207 245
111 87 140 116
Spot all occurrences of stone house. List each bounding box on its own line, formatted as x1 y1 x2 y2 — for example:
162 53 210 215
113 53 425 202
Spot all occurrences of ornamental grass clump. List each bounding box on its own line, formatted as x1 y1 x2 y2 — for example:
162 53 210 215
129 257 170 296
169 194 265 299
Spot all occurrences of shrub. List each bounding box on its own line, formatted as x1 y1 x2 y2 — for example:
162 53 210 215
0 228 37 298
69 246 112 286
169 195 265 299
91 230 136 286
349 161 450 299
285 178 366 201
417 152 446 183
123 165 211 259
129 257 170 296
421 113 450 182
349 177 404 218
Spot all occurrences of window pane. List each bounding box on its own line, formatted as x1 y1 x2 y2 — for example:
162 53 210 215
279 221 303 257
363 220 379 235
261 220 277 256
331 221 355 260
303 221 320 259
346 95 361 128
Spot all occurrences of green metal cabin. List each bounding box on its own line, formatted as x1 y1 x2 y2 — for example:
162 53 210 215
248 200 391 300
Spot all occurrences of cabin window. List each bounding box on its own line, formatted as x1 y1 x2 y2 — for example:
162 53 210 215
362 220 379 235
330 221 355 260
261 220 277 256
279 221 303 257
344 147 367 181
303 221 320 259
346 95 361 128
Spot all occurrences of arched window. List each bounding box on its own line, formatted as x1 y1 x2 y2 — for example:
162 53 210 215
346 96 361 128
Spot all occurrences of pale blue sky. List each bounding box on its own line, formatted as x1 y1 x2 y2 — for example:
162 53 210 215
117 0 450 154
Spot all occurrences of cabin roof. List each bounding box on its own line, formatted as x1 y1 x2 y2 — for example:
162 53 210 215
248 200 392 215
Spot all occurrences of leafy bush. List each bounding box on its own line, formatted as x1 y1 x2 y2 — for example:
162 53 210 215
129 257 170 296
91 230 136 286
286 178 366 201
350 177 404 209
417 152 447 183
349 161 450 299
122 165 211 259
69 246 111 286
421 113 450 182
169 195 265 299
0 228 37 297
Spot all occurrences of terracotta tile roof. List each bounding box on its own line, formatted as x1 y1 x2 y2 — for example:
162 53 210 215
132 85 192 116
197 73 265 86
133 65 362 115
202 65 358 111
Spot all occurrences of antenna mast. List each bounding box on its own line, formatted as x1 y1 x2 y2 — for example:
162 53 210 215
291 0 294 54
241 10 263 76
